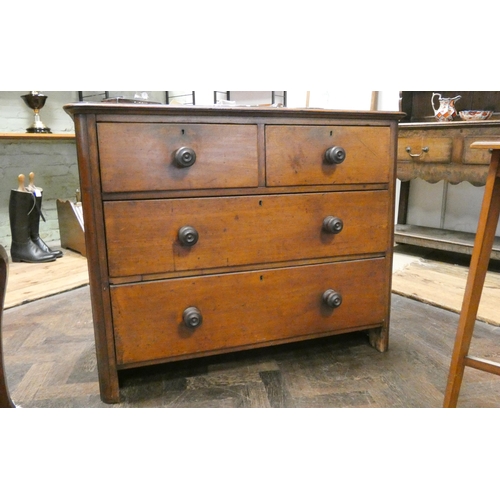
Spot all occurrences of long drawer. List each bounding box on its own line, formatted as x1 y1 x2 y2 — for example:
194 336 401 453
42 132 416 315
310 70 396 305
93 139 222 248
266 125 391 186
111 258 388 366
104 191 389 278
97 122 259 192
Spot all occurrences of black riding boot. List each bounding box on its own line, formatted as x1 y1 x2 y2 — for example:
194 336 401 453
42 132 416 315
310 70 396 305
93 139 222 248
9 190 56 263
29 194 63 259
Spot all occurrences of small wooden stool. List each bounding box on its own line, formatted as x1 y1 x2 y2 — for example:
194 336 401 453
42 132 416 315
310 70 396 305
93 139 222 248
444 141 500 407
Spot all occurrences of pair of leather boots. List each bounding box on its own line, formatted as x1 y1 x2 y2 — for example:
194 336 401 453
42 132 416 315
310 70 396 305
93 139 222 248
9 189 63 263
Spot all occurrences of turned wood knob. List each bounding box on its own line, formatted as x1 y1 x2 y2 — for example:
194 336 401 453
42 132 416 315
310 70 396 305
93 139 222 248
178 226 199 246
325 146 346 165
323 289 343 309
183 307 203 328
323 216 344 234
174 147 197 168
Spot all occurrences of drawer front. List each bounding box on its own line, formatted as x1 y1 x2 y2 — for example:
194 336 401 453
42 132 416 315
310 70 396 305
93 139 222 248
97 123 259 192
266 125 391 186
397 137 452 163
104 191 389 278
463 137 497 165
111 258 388 366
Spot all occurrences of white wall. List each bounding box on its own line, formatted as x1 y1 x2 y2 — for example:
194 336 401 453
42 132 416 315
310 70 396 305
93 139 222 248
0 94 79 248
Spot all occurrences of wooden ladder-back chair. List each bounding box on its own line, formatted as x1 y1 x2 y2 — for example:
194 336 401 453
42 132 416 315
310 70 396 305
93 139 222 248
0 245 15 408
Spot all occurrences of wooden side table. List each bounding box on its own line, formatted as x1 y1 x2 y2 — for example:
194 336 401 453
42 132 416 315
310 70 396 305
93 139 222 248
396 122 500 259
444 141 500 407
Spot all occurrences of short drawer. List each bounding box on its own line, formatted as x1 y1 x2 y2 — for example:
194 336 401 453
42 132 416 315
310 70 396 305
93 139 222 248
111 258 388 366
463 137 497 165
397 137 453 163
104 191 389 278
97 123 259 192
266 125 391 186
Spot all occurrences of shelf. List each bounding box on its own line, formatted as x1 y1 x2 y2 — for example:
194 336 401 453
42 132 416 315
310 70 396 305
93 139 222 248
400 119 500 129
400 91 500 124
395 224 500 261
0 133 75 141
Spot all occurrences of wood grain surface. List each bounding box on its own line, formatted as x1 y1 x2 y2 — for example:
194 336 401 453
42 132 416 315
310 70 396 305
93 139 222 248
97 122 259 192
4 248 88 309
104 191 389 278
392 258 500 326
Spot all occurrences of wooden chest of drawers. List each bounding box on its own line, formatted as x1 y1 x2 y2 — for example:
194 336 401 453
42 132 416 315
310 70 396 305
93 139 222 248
65 103 403 403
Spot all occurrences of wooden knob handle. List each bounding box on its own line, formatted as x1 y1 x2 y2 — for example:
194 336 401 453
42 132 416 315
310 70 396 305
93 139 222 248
178 226 199 247
323 216 343 234
183 307 203 328
323 289 342 309
325 146 346 165
174 147 196 168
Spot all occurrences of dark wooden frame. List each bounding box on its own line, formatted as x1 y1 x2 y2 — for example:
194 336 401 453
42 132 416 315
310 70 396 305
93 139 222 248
78 91 110 102
0 245 15 408
165 91 195 105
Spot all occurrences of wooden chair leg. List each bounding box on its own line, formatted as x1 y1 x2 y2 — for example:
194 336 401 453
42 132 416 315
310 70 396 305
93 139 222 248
0 245 15 408
443 147 500 407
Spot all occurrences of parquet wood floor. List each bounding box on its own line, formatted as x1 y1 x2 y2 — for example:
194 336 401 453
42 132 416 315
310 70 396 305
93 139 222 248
3 285 500 407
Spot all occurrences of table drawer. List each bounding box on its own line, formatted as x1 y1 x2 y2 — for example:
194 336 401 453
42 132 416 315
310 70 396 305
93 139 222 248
397 137 453 163
104 191 389 278
112 258 388 366
97 123 259 192
266 125 391 186
463 137 497 165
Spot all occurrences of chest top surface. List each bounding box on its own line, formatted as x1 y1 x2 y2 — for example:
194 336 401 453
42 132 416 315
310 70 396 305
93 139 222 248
64 102 404 122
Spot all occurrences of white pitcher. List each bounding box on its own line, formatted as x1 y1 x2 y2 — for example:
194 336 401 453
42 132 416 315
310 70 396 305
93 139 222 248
432 93 461 122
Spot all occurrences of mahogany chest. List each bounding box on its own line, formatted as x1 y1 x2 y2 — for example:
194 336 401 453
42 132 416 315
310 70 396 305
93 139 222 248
65 103 403 403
